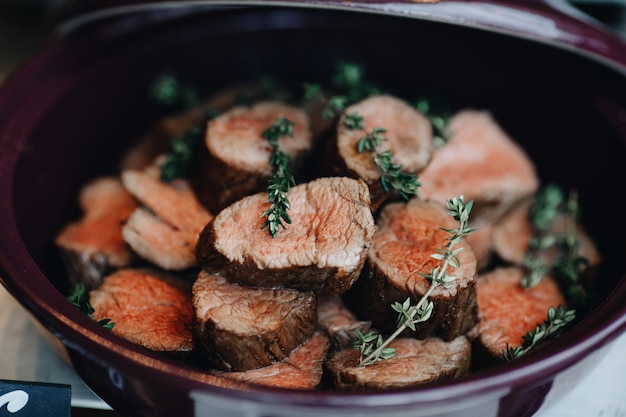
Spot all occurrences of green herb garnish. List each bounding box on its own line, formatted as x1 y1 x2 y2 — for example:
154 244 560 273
67 283 114 330
502 305 576 361
413 97 452 148
305 62 379 121
150 73 200 109
354 196 475 366
521 184 587 300
159 125 203 182
344 112 421 199
260 117 296 237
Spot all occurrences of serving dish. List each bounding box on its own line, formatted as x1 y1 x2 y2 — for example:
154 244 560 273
1 1 626 416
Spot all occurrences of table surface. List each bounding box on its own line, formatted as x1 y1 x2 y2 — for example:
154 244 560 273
1 3 626 416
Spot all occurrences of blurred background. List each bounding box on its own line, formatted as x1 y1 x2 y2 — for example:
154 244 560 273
1 0 626 84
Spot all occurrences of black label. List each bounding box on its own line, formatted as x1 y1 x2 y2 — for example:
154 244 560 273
0 380 70 417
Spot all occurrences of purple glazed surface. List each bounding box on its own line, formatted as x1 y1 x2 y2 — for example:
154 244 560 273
1 2 626 417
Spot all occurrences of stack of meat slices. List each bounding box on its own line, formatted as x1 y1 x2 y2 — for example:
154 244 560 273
54 84 602 391
194 175 376 386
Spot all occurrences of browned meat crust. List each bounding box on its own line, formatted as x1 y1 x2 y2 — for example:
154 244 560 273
219 331 330 389
192 270 317 372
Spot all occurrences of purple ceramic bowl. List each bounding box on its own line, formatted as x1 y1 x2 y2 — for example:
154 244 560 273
1 1 626 416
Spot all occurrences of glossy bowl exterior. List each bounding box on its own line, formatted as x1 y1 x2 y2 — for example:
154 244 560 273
1 3 626 417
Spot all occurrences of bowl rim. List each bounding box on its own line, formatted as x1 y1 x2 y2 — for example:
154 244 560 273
1 2 626 411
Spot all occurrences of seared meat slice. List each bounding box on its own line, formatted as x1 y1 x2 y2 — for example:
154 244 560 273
491 197 601 271
192 270 317 372
317 296 371 350
472 267 567 362
418 110 539 222
55 176 137 290
121 162 213 270
120 81 287 171
219 331 330 389
193 101 313 213
346 199 477 340
326 95 433 209
326 335 471 390
90 268 194 354
196 177 375 296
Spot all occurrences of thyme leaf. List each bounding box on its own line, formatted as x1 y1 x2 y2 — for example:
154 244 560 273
413 97 452 148
502 305 576 361
67 283 115 331
150 72 200 109
356 195 475 366
345 112 421 199
521 184 588 305
307 62 379 121
159 125 203 182
260 117 296 237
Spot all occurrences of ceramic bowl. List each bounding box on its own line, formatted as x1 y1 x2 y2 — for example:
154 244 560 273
1 2 626 416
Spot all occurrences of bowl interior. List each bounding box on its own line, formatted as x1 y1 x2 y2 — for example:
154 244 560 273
2 4 626 416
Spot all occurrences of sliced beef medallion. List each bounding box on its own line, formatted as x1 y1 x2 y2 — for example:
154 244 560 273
417 110 539 223
192 101 313 214
346 198 478 341
472 266 567 362
120 81 288 172
219 331 330 389
121 161 213 270
491 196 601 280
326 335 471 390
55 176 137 290
325 95 433 209
317 296 371 350
193 270 317 372
89 268 195 354
196 176 376 296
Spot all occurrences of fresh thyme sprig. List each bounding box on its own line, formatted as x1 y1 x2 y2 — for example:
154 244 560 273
304 61 380 120
159 125 203 182
344 112 421 199
354 196 475 366
67 283 114 331
521 185 587 299
150 72 200 109
413 97 452 148
502 305 576 361
260 117 296 237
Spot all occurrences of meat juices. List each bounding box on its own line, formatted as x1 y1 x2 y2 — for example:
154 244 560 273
192 270 317 371
90 268 195 354
348 198 478 340
327 95 434 209
55 176 137 290
193 101 313 214
196 177 376 296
